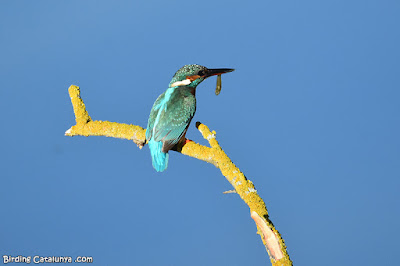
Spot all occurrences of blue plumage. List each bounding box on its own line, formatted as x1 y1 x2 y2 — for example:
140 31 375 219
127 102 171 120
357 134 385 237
147 138 169 172
145 64 234 172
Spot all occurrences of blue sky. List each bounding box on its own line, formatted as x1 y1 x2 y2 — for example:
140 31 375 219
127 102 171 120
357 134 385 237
1 1 399 265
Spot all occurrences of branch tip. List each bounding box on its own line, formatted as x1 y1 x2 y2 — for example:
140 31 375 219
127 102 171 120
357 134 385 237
223 190 237 194
65 128 72 135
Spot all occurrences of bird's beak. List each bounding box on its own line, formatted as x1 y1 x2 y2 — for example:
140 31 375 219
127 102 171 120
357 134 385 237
204 68 235 78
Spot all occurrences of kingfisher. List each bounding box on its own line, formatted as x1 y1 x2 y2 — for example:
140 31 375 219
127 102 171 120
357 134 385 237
145 64 234 172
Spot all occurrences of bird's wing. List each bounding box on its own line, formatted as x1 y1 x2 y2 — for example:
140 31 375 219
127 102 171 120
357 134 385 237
152 91 196 153
146 92 166 141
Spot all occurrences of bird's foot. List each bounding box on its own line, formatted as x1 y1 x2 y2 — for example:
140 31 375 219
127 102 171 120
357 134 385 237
184 139 194 144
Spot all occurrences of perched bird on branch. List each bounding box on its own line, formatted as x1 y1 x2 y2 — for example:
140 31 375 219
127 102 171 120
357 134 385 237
145 64 234 172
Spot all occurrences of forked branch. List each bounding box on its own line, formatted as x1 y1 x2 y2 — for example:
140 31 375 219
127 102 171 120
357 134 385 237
65 85 292 266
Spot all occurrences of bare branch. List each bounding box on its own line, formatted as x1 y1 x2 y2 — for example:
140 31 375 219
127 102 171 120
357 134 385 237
66 85 292 265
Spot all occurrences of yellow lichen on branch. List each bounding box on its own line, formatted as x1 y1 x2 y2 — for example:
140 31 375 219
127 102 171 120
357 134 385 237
65 85 292 266
191 122 290 265
65 85 146 147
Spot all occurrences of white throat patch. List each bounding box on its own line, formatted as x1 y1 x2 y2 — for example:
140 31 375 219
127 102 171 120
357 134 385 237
170 79 191 87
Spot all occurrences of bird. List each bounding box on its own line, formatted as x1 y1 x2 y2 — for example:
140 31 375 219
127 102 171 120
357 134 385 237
145 64 234 172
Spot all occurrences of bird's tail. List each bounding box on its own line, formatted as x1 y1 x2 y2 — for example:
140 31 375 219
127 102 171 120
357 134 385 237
148 139 169 172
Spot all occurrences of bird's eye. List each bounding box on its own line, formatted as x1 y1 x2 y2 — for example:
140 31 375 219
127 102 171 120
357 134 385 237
198 70 204 76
